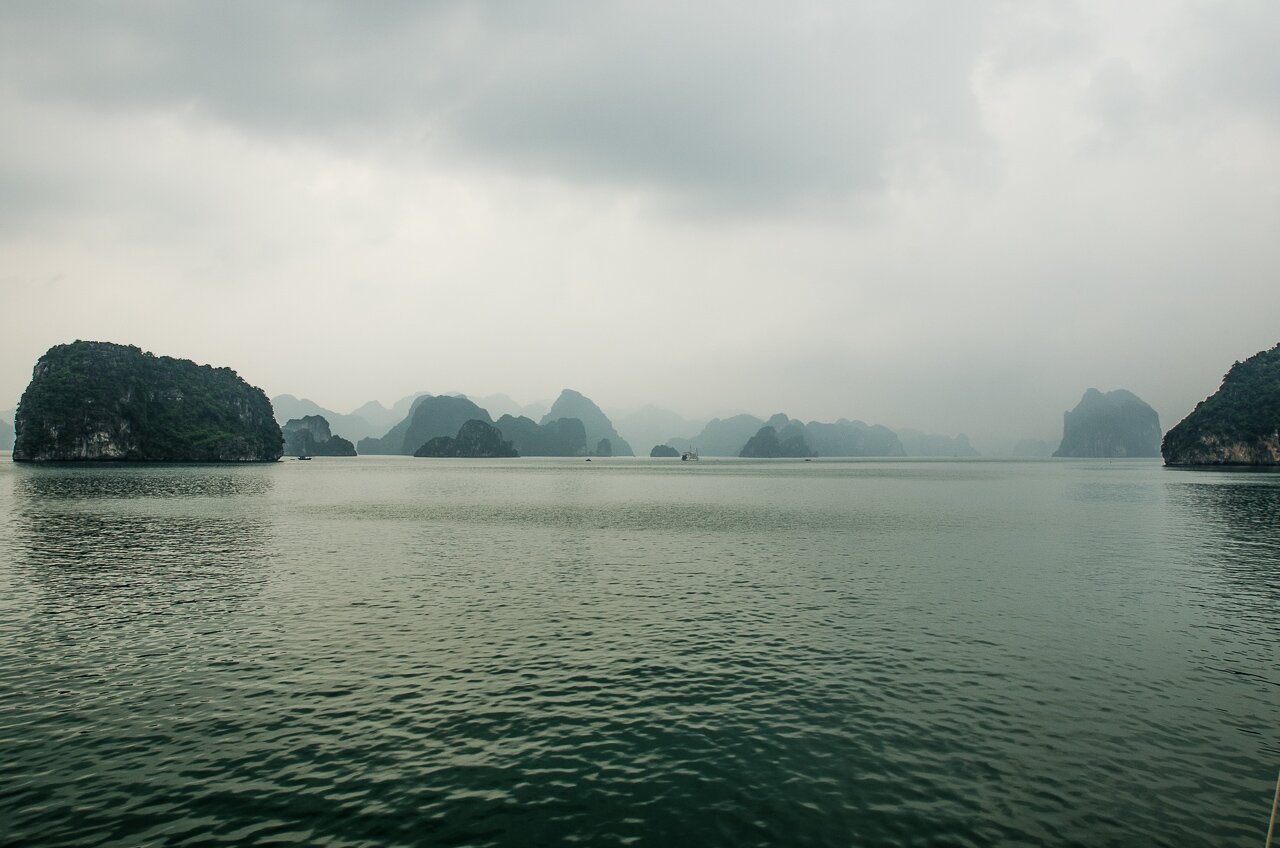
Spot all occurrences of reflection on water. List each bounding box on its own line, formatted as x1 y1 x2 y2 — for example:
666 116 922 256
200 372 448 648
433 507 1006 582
1168 476 1280 611
13 464 274 501
4 464 275 615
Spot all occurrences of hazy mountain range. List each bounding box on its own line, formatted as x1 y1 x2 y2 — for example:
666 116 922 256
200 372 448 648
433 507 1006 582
269 388 1027 459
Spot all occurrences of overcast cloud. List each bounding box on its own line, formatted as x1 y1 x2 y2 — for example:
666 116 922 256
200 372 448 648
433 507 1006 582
2 1 1277 451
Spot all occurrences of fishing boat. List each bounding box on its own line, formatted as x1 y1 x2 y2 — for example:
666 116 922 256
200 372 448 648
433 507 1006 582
681 448 699 461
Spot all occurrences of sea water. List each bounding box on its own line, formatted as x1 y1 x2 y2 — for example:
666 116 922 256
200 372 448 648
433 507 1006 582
0 456 1276 846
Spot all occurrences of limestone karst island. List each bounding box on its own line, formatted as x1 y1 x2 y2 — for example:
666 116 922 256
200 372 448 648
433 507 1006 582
5 339 1279 466
1162 343 1280 465
11 341 282 462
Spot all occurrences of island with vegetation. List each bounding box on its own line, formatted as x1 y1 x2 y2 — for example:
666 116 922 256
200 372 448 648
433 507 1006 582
415 420 518 457
650 444 680 457
1052 389 1161 458
12 341 282 462
282 415 357 457
1162 343 1280 465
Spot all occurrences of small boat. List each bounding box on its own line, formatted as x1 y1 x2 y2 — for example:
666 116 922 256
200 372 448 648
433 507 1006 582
681 448 699 461
297 455 312 461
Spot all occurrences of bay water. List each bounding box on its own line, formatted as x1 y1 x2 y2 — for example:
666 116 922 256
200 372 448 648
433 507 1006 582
0 456 1276 846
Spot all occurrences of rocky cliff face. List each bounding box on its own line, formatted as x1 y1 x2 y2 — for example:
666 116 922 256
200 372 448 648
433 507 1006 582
282 414 357 457
1053 389 1161 458
13 341 282 462
1163 343 1280 466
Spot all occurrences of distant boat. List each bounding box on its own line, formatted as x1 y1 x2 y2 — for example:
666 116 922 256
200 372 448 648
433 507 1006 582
297 455 312 461
681 448 699 462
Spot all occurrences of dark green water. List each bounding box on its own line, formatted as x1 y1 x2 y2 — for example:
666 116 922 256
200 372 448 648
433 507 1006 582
0 456 1276 846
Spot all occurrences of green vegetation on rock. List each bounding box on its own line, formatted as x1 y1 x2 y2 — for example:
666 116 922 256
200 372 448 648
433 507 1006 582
1162 343 1280 465
13 341 282 462
650 444 680 457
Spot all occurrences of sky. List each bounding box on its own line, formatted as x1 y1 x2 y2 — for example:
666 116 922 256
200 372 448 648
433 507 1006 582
2 1 1278 451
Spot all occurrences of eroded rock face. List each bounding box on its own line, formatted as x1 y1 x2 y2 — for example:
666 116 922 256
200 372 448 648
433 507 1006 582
282 415 357 457
1163 343 1280 466
1053 389 1161 458
13 341 282 462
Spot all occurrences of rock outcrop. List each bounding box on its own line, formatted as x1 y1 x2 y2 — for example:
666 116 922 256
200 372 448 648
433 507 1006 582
539 390 634 456
282 415 357 457
1053 388 1161 458
1162 343 1280 466
415 419 518 458
740 425 816 458
13 341 282 462
272 395 380 443
674 414 766 456
495 415 588 456
650 444 680 457
358 395 492 455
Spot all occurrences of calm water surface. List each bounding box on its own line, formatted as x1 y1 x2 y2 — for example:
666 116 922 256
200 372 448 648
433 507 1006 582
0 455 1276 846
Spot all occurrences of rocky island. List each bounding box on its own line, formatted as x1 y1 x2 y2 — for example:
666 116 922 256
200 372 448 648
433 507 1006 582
358 395 492 455
494 415 588 456
282 415 357 457
740 422 816 457
1053 389 1161 458
1162 343 1280 465
415 420 518 457
650 444 680 457
540 390 634 456
12 341 282 462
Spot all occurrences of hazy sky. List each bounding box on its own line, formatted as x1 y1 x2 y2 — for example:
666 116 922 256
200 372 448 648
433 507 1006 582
2 2 1277 449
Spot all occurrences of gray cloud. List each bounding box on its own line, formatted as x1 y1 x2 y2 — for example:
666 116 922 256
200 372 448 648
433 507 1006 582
1 2 1278 450
1 2 992 207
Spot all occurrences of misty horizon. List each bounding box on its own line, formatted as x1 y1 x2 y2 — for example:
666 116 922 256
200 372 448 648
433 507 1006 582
3 3 1277 453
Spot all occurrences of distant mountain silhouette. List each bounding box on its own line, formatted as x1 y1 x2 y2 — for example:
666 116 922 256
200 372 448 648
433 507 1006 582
415 419 517 458
539 389 633 456
359 395 492 455
272 395 381 442
495 415 588 456
614 405 706 459
1053 389 1160 458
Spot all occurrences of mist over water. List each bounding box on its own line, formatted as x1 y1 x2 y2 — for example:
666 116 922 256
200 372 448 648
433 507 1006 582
1 457 1276 846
